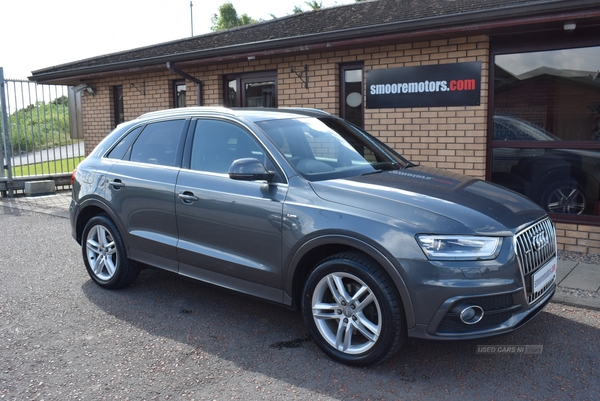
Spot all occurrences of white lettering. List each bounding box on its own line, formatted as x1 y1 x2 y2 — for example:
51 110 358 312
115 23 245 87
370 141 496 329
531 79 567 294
370 77 477 97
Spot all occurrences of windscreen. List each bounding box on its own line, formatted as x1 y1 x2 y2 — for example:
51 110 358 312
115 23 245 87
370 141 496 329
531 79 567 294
256 117 408 181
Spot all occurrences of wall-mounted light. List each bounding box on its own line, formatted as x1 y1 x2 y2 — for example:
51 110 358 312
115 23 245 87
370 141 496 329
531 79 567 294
564 21 576 33
247 56 256 61
72 83 95 96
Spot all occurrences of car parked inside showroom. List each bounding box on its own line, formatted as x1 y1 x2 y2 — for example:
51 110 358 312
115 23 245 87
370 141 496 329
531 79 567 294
70 107 557 366
491 114 600 215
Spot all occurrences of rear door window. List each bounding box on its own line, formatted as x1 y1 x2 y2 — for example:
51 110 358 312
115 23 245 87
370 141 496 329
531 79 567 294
129 120 187 167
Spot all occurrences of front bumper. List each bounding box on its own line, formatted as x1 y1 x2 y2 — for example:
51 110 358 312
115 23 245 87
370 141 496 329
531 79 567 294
407 282 555 340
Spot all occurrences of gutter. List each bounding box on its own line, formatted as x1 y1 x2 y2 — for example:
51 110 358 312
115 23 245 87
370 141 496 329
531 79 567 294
29 0 600 84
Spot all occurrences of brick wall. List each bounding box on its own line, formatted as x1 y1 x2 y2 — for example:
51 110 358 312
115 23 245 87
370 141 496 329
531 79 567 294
78 34 598 254
361 37 489 179
82 72 179 154
556 223 600 254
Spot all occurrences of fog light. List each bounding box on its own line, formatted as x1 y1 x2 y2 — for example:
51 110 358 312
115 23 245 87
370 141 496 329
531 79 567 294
452 304 484 325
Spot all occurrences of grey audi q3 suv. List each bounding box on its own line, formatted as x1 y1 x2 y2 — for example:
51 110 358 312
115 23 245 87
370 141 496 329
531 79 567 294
70 107 557 366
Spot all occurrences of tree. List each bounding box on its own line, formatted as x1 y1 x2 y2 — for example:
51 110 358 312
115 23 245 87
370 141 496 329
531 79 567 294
211 2 258 31
305 1 322 10
293 0 321 13
293 0 367 14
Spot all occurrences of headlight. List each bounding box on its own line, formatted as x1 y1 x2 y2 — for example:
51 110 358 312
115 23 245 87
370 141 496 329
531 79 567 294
416 235 501 261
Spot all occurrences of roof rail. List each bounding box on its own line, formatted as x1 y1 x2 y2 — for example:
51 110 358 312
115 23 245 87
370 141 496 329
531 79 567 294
278 107 331 116
137 106 234 120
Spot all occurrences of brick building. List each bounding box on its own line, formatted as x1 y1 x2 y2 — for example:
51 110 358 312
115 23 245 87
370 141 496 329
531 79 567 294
30 0 600 253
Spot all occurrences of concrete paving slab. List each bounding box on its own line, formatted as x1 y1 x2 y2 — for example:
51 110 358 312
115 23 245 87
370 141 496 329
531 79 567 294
560 263 600 292
556 260 578 285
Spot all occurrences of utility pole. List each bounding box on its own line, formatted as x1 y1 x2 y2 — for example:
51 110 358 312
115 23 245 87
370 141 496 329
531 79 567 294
190 1 194 36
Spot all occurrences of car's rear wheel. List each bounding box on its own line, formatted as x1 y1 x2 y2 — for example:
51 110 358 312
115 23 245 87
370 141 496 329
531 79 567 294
82 215 139 289
302 252 405 366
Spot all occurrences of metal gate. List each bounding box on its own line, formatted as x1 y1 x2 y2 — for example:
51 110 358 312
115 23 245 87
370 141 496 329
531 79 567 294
1 67 84 197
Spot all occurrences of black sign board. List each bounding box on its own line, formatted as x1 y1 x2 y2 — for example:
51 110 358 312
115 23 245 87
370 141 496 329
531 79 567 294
366 62 481 109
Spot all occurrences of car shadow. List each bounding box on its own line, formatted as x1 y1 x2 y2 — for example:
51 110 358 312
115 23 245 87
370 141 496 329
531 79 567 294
81 268 600 399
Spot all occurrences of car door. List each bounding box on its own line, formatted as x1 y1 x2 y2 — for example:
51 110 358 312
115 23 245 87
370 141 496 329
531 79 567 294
107 118 188 272
175 118 288 302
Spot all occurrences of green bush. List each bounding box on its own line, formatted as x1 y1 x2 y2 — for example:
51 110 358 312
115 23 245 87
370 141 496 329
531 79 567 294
8 96 71 153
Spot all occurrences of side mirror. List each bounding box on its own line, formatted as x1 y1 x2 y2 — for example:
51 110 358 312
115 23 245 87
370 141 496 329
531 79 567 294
228 158 275 182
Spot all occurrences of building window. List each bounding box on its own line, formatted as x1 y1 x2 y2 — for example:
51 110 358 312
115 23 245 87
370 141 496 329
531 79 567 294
490 37 600 223
173 80 186 108
340 63 364 128
224 71 277 108
113 85 124 127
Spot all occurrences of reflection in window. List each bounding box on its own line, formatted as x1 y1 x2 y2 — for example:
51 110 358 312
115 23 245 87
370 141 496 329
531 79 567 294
226 79 237 107
224 72 277 108
174 80 186 108
245 81 276 107
494 46 600 142
113 85 124 127
490 149 599 215
491 45 600 217
341 64 364 128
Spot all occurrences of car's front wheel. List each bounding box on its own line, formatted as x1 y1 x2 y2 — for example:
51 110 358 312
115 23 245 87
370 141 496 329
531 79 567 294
81 215 139 289
542 181 586 215
302 252 405 366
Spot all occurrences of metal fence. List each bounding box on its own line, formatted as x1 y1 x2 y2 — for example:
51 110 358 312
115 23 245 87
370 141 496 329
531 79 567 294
1 67 84 196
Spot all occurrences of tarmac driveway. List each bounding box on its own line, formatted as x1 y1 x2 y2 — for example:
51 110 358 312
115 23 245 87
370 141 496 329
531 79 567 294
1 209 599 400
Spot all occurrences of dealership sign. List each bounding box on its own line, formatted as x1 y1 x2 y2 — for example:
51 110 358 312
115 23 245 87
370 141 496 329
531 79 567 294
366 62 481 108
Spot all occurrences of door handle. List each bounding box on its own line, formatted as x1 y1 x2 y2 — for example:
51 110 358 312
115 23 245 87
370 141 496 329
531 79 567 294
178 192 199 203
109 179 125 189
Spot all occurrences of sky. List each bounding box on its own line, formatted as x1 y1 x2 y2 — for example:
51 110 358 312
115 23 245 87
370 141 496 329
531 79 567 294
0 0 356 80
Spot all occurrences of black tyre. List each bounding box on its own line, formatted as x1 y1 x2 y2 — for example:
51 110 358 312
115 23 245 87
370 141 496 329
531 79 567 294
302 252 406 367
541 181 586 215
81 215 139 289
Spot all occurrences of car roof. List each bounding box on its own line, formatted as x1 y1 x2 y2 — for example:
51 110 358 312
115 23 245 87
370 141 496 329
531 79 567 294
136 106 332 123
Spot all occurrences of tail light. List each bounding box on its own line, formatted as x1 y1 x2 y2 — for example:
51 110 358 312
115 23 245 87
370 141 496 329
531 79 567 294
70 169 77 186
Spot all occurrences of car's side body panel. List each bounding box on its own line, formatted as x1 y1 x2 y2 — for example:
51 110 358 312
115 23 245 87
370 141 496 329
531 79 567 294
175 170 288 288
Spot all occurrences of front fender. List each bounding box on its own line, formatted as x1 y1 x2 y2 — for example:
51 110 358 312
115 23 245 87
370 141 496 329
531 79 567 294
284 233 416 329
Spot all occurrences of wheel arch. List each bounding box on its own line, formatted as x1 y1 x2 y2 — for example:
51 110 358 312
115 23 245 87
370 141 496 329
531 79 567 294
74 198 127 249
286 234 416 329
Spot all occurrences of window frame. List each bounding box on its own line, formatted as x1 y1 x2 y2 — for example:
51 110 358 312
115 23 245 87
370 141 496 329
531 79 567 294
173 79 187 108
223 71 277 108
488 31 600 225
340 62 365 128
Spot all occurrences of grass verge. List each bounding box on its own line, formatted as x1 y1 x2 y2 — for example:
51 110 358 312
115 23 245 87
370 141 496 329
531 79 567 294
10 157 84 177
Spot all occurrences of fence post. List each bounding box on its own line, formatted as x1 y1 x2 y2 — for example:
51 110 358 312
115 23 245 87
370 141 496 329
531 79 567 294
0 67 14 197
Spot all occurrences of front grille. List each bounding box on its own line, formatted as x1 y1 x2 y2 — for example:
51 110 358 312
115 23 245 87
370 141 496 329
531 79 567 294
515 218 557 304
460 294 514 312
